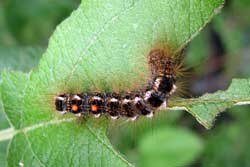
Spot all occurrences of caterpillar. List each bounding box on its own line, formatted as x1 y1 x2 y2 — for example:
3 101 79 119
55 49 178 120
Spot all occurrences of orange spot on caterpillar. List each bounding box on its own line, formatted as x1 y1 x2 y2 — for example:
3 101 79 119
91 105 98 113
71 104 79 112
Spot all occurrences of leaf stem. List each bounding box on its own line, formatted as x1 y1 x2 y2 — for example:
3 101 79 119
0 127 16 142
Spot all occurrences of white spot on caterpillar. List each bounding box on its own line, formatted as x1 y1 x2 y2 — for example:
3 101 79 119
110 98 118 102
93 96 102 101
158 101 167 110
111 115 119 120
144 91 152 100
94 113 101 118
154 78 161 89
169 84 177 95
55 96 65 101
122 98 130 104
129 115 138 121
134 97 142 103
72 95 81 100
146 112 154 118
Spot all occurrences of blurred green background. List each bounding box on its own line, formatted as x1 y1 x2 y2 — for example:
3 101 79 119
0 0 249 167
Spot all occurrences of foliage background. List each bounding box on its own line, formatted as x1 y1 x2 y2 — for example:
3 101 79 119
0 0 250 166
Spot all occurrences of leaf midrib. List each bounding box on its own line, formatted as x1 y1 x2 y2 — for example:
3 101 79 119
170 98 250 106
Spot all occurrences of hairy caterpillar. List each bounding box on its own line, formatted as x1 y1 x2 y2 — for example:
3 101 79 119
55 49 178 120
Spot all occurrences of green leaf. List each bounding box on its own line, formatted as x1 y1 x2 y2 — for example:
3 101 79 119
109 111 182 159
0 72 29 128
1 72 131 166
0 47 43 166
0 46 43 75
0 140 9 167
0 0 224 166
170 78 250 129
0 96 9 130
23 0 224 128
202 113 250 167
8 119 131 167
0 46 44 130
138 126 203 167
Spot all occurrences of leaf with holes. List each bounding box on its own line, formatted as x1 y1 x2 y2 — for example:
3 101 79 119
0 0 224 166
170 78 250 129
